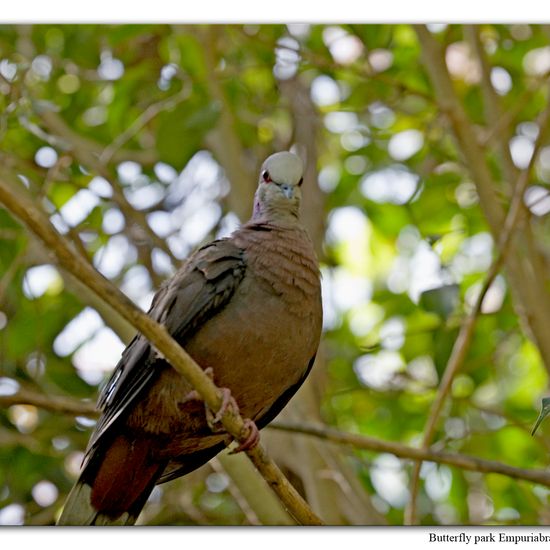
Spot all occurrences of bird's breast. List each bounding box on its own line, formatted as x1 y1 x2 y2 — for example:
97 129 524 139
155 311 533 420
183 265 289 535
237 225 321 317
127 224 322 456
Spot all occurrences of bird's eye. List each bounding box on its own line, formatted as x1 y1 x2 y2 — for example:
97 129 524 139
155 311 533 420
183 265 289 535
262 170 271 183
298 177 304 186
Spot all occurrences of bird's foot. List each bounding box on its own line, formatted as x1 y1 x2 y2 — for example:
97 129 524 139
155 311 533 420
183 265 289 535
179 389 201 406
230 418 260 454
179 367 217 407
206 387 239 433
180 367 258 452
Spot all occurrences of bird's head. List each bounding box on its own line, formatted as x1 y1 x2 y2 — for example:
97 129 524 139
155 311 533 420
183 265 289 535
253 152 304 223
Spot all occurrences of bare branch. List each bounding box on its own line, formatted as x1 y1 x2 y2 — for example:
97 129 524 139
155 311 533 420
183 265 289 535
0 387 97 417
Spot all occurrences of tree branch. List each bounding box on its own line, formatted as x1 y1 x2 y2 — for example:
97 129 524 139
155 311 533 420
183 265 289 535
0 387 97 416
0 171 324 526
99 85 191 165
32 106 159 167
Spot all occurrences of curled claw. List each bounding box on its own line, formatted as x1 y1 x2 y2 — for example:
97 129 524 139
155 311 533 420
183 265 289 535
213 387 238 424
230 418 260 454
179 389 201 406
184 368 252 448
206 387 239 432
184 367 239 432
179 367 216 408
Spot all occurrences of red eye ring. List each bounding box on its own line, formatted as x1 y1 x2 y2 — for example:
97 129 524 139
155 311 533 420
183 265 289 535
262 170 271 183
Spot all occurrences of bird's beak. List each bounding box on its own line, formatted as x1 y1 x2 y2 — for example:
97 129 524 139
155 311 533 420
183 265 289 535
280 184 294 199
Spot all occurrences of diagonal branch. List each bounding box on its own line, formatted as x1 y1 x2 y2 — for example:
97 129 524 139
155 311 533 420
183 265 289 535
29 106 158 166
0 171 324 526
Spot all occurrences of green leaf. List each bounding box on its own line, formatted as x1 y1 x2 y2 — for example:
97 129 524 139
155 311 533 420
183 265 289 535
156 98 220 169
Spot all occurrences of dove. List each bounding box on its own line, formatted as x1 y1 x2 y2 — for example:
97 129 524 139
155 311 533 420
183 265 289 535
57 151 322 525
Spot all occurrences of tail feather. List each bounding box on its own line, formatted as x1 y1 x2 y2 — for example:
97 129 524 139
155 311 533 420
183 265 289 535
57 481 136 525
57 434 164 526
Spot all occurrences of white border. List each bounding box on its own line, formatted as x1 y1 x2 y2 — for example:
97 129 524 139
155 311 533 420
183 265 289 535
1 0 550 23
6 527 550 550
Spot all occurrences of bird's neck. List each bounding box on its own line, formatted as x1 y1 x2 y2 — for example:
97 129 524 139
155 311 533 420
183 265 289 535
252 198 300 226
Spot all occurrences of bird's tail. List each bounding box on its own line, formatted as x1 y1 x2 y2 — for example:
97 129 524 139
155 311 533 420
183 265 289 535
56 479 137 525
57 434 164 526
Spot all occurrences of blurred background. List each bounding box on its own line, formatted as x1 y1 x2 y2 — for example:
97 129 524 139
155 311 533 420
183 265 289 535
1 23 550 525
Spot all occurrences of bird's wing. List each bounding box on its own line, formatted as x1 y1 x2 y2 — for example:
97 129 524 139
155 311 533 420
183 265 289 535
84 238 246 460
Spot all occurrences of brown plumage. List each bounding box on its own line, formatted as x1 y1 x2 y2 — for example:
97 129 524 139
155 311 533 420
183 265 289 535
57 152 322 525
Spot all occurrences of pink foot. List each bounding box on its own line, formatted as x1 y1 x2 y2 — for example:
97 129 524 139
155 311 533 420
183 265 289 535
180 368 258 452
179 389 201 406
230 418 260 454
179 367 216 407
206 386 240 433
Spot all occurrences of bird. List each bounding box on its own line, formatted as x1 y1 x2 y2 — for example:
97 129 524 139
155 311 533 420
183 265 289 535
57 151 323 525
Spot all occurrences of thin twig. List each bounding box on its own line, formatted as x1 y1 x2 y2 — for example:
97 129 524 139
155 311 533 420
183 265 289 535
0 387 97 416
465 26 517 195
210 458 262 526
99 86 191 165
0 170 324 526
36 109 178 265
32 107 158 166
481 68 550 149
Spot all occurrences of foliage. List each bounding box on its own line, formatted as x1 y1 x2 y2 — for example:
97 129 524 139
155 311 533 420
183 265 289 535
0 23 550 526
